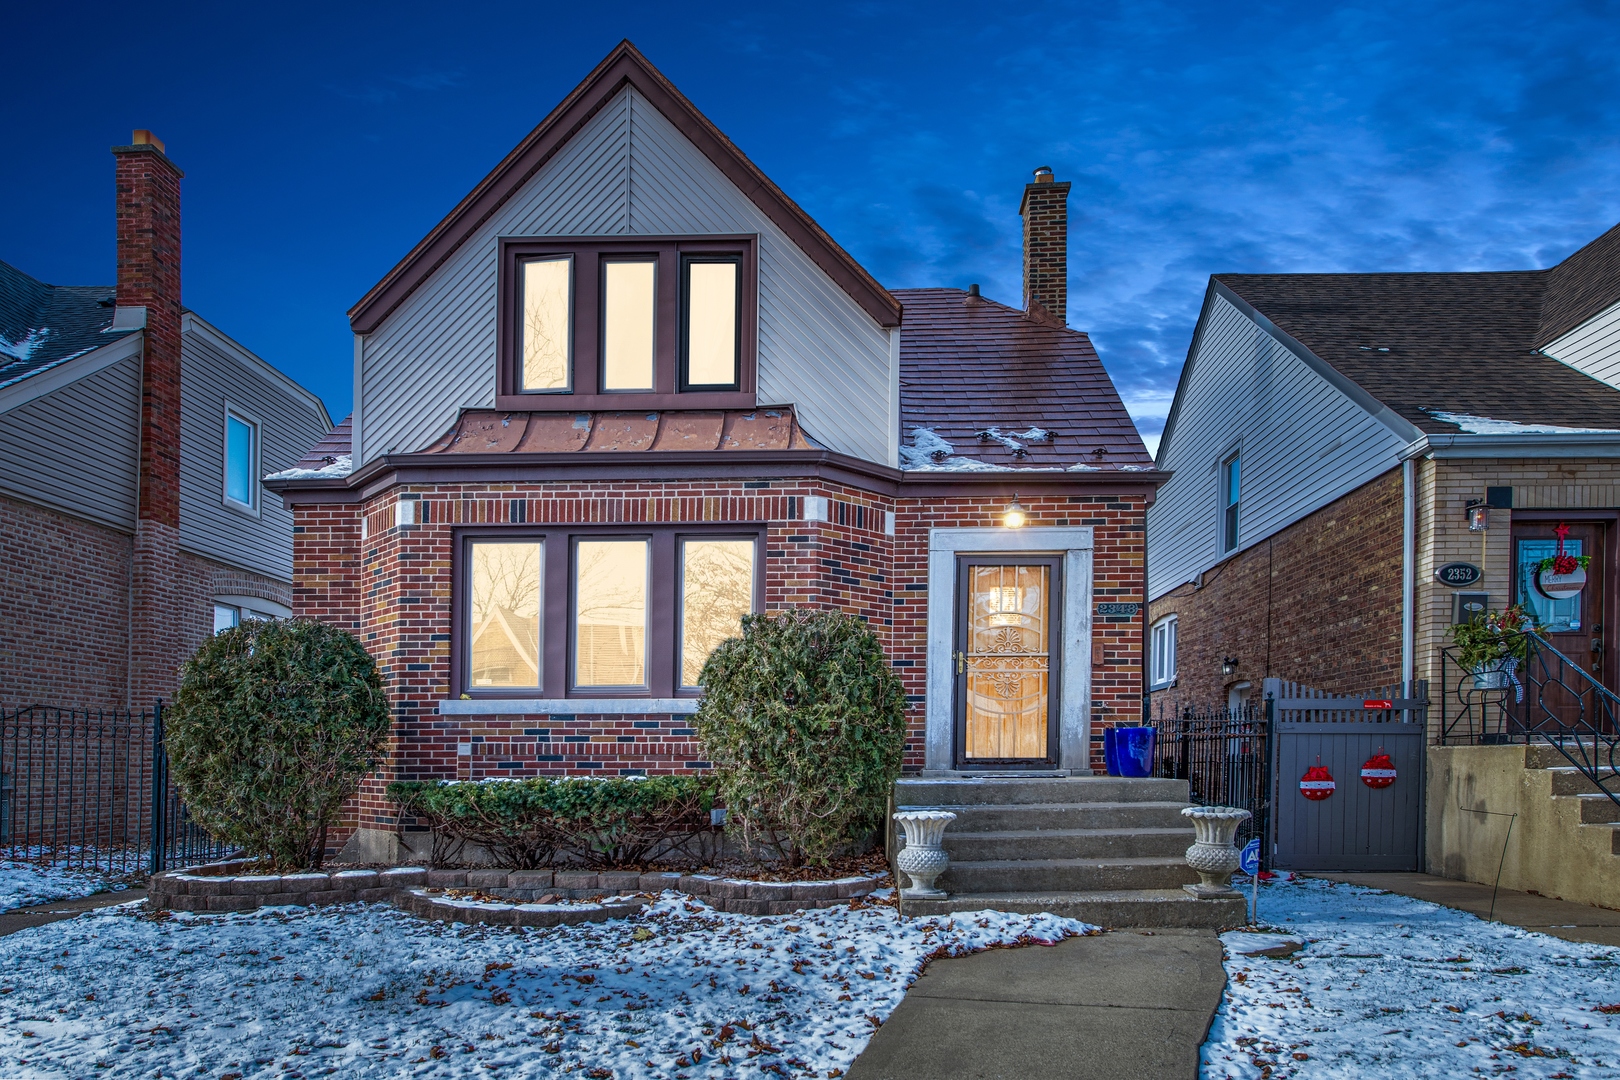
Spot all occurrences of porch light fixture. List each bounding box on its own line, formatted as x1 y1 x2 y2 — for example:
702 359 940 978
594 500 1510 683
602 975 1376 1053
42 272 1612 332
1465 500 1489 532
1221 657 1239 677
1002 494 1028 529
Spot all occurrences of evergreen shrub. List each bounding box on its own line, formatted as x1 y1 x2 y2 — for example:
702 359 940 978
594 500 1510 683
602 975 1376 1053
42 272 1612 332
387 775 716 868
167 619 391 870
693 608 906 867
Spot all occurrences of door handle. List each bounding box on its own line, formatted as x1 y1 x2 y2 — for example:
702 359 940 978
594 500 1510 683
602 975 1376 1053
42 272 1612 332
955 650 966 675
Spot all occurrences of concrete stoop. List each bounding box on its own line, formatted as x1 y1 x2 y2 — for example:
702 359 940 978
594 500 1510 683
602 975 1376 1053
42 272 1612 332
895 776 1243 929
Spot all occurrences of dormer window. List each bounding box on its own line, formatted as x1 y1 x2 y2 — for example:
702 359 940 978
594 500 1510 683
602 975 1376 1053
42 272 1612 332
499 236 756 411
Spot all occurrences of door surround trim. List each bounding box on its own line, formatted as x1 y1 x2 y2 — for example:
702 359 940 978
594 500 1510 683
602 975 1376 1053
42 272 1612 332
925 527 1094 774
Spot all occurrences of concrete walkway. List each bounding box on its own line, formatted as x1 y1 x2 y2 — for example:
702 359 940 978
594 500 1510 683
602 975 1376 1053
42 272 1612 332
0 889 145 938
846 928 1224 1080
1310 872 1620 947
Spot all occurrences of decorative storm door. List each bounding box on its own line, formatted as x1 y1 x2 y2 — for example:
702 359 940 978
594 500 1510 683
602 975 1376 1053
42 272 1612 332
953 557 1062 768
1512 519 1613 730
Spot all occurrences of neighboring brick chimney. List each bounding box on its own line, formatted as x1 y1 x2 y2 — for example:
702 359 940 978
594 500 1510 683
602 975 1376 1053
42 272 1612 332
1019 165 1071 325
113 129 185 707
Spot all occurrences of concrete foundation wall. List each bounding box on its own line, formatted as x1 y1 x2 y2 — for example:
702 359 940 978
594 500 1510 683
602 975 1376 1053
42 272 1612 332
1427 744 1620 910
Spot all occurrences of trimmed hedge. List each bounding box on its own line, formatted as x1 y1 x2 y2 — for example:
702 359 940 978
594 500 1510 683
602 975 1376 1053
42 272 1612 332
167 619 391 871
388 775 716 869
693 608 906 867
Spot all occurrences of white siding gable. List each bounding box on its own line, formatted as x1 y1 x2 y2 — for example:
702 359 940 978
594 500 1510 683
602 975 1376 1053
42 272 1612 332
357 87 896 467
1147 291 1406 599
1543 299 1620 390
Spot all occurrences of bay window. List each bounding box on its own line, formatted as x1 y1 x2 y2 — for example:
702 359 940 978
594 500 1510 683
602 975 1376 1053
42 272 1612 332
498 236 757 410
454 526 761 699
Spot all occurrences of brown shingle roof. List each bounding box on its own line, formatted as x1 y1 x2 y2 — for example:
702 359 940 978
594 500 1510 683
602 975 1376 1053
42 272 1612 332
1215 271 1620 435
1539 222 1620 346
894 288 1151 470
289 414 353 469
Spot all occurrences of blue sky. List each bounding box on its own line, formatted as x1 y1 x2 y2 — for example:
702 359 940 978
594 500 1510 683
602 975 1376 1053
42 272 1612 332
6 1 1620 451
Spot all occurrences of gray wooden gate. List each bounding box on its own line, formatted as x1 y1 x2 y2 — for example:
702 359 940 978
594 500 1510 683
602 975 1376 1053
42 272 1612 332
1266 679 1427 872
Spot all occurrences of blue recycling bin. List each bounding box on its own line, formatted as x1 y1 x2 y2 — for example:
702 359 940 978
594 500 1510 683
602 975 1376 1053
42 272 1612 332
1103 727 1122 776
1113 726 1157 778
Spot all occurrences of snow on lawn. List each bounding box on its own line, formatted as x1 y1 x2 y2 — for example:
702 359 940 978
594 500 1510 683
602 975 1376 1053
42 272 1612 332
1204 877 1620 1079
0 892 1088 1078
0 855 119 913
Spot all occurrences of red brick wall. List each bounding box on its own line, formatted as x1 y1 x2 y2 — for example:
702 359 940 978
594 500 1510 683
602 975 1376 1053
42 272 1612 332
1148 469 1403 707
0 494 133 707
0 493 293 708
293 478 1149 847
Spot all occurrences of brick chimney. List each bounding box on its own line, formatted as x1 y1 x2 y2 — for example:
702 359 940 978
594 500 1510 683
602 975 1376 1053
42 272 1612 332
113 129 185 706
1019 165 1071 325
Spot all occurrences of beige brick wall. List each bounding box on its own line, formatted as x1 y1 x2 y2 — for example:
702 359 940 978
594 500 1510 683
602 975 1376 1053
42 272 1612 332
1414 456 1620 687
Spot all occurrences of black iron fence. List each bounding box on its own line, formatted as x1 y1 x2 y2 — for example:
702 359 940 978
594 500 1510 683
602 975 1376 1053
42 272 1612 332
0 702 234 878
1438 633 1620 813
1150 699 1269 863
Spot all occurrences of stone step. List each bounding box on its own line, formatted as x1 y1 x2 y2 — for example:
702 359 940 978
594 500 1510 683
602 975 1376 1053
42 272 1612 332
921 801 1194 833
1579 821 1620 855
941 827 1193 862
1548 766 1620 797
939 856 1198 894
895 776 1189 807
1526 743 1618 770
901 889 1245 929
1576 793 1620 824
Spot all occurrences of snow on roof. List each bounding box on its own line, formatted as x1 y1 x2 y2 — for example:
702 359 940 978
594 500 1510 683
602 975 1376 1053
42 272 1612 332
264 454 352 481
1425 410 1620 436
0 327 49 362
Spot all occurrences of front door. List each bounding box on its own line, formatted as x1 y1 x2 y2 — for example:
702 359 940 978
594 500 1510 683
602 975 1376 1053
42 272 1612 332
953 557 1061 769
1512 519 1611 730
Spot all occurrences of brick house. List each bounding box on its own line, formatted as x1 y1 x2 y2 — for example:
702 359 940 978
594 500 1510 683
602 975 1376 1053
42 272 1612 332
1146 222 1620 711
0 131 331 709
265 42 1159 861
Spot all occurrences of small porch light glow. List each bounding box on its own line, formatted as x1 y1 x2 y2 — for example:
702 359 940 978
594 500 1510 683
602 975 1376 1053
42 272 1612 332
1466 500 1489 532
1002 494 1028 529
1221 657 1239 677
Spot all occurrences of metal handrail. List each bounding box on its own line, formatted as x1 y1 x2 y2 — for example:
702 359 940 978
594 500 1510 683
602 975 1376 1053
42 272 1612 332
1520 631 1620 812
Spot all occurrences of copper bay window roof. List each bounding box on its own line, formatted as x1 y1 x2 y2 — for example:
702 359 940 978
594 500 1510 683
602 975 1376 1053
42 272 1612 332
420 407 818 456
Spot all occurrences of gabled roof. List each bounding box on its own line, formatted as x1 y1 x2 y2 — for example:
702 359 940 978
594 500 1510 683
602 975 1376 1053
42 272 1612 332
894 288 1152 471
1214 268 1620 437
347 40 902 336
0 260 134 390
1539 221 1620 346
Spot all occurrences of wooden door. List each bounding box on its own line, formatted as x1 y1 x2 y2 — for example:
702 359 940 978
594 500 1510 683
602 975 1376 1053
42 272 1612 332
1512 519 1611 730
953 557 1061 769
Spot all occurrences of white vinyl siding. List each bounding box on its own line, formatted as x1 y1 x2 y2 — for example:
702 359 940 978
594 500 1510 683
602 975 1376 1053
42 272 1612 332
180 316 331 583
0 352 141 530
357 86 896 468
1147 291 1406 600
1543 299 1620 391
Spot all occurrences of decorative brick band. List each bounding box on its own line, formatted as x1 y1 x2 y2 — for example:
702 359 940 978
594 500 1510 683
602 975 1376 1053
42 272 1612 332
147 861 881 920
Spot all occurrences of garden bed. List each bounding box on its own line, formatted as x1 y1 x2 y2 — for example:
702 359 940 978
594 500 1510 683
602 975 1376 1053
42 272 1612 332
148 860 884 918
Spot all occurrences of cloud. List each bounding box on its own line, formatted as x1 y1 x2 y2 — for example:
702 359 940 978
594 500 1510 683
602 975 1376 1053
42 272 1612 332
327 69 464 104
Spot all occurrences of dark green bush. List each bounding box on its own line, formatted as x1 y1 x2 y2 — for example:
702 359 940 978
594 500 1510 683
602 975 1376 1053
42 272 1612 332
693 608 907 867
167 619 391 871
387 775 716 869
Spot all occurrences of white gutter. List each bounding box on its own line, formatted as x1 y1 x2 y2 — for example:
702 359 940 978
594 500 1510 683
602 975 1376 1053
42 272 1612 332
1401 432 1620 460
1402 457 1414 692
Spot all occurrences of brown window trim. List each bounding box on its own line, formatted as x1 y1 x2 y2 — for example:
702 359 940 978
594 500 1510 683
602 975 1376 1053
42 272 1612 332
451 523 765 700
497 235 758 412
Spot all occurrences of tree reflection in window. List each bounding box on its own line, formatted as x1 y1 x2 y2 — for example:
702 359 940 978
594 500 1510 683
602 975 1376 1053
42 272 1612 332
680 539 755 687
469 541 542 687
574 539 648 687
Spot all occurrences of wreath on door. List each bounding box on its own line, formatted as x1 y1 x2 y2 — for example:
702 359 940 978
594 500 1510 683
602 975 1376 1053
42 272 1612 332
1536 523 1590 601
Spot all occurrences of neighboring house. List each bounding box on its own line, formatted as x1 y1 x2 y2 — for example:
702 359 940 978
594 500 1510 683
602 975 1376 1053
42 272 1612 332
0 131 331 709
1146 222 1620 710
266 41 1159 860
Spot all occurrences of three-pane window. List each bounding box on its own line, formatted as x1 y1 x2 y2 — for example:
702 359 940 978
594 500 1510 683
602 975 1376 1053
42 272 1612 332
457 527 760 698
500 238 755 408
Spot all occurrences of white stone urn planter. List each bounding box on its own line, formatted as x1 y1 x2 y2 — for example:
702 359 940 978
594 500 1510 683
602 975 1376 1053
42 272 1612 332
893 810 957 899
1181 805 1251 899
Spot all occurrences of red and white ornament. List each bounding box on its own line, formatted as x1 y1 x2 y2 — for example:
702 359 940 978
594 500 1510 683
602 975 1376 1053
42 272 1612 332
1360 751 1396 789
1299 764 1336 800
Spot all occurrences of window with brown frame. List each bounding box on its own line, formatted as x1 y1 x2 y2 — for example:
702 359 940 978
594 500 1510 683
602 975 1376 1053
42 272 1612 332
497 236 758 412
453 525 762 699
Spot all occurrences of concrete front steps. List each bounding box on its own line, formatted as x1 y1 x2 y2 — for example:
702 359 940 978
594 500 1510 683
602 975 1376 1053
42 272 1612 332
894 776 1245 928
